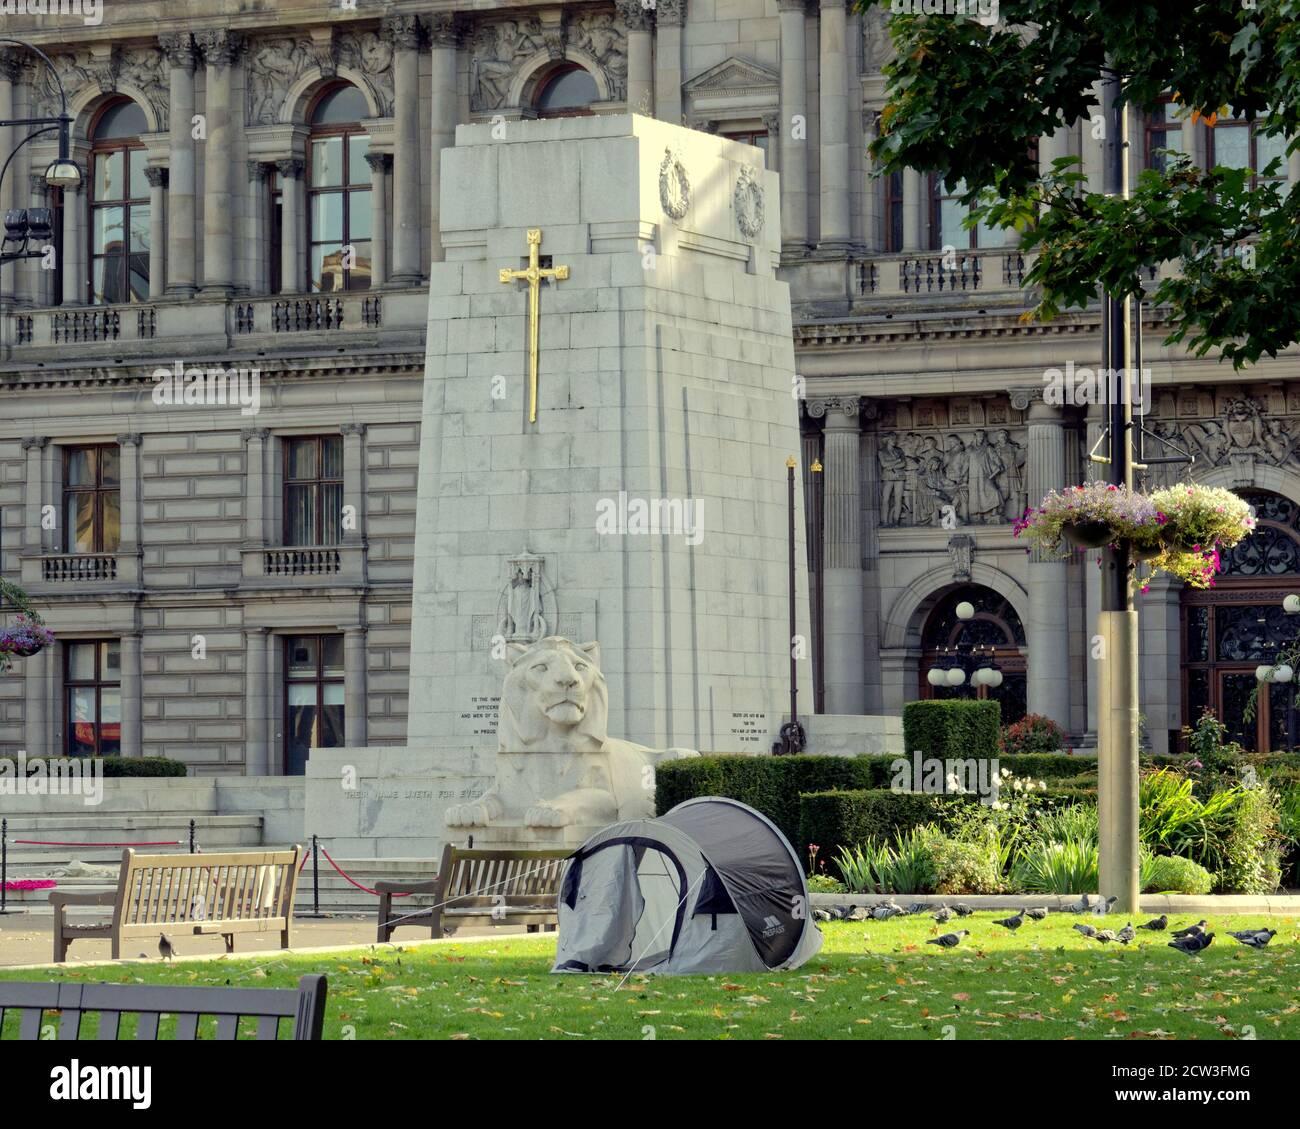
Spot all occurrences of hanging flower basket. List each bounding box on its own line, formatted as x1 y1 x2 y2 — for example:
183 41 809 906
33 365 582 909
1061 519 1114 549
0 614 55 660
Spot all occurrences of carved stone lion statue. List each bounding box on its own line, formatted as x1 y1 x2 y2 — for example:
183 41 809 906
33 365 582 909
443 637 698 830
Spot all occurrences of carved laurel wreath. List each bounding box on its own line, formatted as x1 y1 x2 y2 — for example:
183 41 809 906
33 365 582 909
734 164 764 239
658 148 691 220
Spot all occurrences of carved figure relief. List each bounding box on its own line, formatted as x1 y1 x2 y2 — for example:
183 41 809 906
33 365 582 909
734 164 765 238
245 29 394 125
30 46 168 128
659 147 691 220
878 427 1028 528
497 552 549 643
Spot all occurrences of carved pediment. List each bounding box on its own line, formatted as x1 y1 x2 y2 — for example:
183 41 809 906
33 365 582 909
683 56 780 99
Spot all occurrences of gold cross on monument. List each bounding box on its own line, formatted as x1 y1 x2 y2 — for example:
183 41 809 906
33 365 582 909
498 228 569 424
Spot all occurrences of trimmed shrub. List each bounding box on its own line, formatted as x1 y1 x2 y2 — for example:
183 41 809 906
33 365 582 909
1142 855 1213 895
1216 784 1284 895
798 789 971 865
0 756 188 778
902 699 1000 761
1000 714 1066 755
927 835 1004 895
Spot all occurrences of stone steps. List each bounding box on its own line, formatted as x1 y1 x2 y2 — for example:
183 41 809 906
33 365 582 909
1 813 265 865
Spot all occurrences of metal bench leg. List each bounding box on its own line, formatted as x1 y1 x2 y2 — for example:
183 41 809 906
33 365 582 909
377 893 392 943
224 933 235 953
53 905 67 963
281 923 291 950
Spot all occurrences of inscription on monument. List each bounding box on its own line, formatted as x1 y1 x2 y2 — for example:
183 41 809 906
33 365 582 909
459 695 501 736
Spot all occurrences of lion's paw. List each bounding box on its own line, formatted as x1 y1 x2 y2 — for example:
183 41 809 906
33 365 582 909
524 804 570 828
444 801 490 828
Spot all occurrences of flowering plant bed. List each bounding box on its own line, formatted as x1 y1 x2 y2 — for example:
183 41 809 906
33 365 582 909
2 879 56 892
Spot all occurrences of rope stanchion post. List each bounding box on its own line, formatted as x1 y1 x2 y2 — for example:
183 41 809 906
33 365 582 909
1 817 8 915
298 834 328 919
189 818 196 854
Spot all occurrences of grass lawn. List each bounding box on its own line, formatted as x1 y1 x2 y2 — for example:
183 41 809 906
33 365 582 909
2 914 1298 1040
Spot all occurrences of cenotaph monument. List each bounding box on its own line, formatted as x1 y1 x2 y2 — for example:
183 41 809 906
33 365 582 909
307 114 813 855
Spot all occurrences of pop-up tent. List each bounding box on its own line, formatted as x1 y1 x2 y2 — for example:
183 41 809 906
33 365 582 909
551 796 823 975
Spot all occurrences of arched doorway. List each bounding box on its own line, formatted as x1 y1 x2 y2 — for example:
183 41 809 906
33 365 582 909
1182 488 1300 751
918 585 1027 724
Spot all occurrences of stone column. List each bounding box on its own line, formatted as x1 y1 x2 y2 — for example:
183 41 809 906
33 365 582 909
196 29 242 296
655 0 685 124
763 113 781 172
24 646 50 755
778 0 809 249
21 437 48 554
0 51 17 300
1138 573 1181 756
386 15 423 286
862 111 881 252
817 398 867 714
26 174 50 306
364 153 390 287
428 15 458 267
244 627 270 775
120 632 142 758
61 182 85 305
242 428 269 546
115 434 142 560
160 33 198 297
340 423 366 544
818 0 851 250
344 626 368 748
143 167 168 299
246 162 271 295
1022 395 1072 729
1082 80 1105 194
902 167 922 250
276 159 304 294
1037 125 1072 181
617 0 653 114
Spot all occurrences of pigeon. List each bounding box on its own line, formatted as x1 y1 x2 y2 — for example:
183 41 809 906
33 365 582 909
1169 931 1214 955
1093 929 1118 943
1064 894 1091 914
1228 929 1277 949
1023 907 1049 921
992 909 1025 931
1116 923 1136 945
926 930 970 948
1093 895 1118 916
846 906 870 922
813 908 834 922
1171 919 1208 938
932 906 953 924
1138 915 1168 931
872 901 906 920
1073 922 1098 938
952 903 974 917
906 903 930 916
158 934 174 963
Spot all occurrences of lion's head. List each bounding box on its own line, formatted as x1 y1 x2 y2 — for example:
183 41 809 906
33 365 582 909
499 637 609 752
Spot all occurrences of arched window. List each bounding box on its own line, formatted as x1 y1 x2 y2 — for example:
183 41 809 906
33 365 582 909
88 98 149 304
307 84 371 292
1182 488 1300 751
919 585 1027 724
535 64 599 117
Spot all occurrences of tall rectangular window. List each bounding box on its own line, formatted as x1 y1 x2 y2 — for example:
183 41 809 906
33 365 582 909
284 435 343 546
1145 101 1186 171
65 640 121 756
885 171 904 252
63 444 121 553
931 177 1005 250
284 634 345 775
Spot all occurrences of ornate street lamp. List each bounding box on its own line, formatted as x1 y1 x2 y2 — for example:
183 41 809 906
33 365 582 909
925 599 1003 698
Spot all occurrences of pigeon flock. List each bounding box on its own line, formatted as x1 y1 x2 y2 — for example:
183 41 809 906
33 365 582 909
814 894 1283 956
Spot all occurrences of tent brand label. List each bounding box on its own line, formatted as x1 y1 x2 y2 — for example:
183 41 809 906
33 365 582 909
761 915 786 937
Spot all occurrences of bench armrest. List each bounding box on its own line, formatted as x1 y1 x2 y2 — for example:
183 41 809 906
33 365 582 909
49 890 118 908
373 878 440 894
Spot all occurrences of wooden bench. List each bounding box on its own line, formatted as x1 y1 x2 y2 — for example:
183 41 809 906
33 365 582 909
0 974 326 1040
50 846 302 963
375 844 570 942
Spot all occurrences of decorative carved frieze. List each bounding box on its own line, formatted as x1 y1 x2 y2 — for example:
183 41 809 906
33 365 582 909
615 0 653 32
381 14 424 52
143 166 169 189
158 32 197 71
246 30 394 125
195 29 244 70
30 45 167 128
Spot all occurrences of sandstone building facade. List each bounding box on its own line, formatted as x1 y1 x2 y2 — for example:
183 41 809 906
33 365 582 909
2 0 1299 769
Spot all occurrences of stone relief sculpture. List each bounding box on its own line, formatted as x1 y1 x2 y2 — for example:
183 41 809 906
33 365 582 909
1140 393 1300 488
245 29 393 125
877 428 1027 527
497 552 549 643
443 638 698 830
570 10 627 100
734 164 765 238
470 19 545 110
659 147 691 220
30 46 168 127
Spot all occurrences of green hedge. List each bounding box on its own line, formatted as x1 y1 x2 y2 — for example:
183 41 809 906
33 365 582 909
0 756 188 778
798 789 972 865
902 699 1000 761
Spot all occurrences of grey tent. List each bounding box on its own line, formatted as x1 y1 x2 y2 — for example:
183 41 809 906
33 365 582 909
551 797 823 975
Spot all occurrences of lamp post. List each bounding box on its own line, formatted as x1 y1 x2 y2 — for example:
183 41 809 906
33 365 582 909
0 37 82 354
774 456 807 755
925 599 1004 699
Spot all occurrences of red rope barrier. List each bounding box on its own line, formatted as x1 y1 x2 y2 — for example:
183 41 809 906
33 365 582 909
318 846 411 898
13 839 181 847
298 846 312 874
